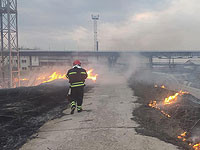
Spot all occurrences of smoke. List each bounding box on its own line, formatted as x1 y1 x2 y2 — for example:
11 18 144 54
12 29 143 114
19 0 200 50
67 0 200 51
84 54 142 86
191 134 200 144
99 0 200 50
189 121 200 144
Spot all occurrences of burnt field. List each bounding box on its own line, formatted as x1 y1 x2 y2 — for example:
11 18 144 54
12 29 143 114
129 71 200 150
0 81 92 150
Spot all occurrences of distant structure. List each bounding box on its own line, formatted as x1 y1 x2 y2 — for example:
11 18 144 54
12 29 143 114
0 0 20 88
91 14 99 52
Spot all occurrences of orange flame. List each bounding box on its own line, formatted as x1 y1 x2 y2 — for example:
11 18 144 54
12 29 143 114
154 85 166 89
181 132 187 137
161 85 165 89
148 100 158 109
193 143 200 150
178 132 200 150
177 132 187 142
13 69 98 87
164 91 189 105
148 90 188 118
164 93 179 105
148 101 171 118
37 69 98 84
87 69 98 82
42 72 66 83
20 78 29 81
15 69 98 86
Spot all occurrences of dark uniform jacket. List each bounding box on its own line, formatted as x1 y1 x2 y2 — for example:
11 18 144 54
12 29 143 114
66 66 88 88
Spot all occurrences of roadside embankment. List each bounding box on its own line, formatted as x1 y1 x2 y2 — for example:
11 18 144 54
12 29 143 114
129 70 200 150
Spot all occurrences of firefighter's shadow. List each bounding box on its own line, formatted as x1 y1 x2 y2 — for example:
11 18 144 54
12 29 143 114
82 109 92 112
63 109 92 115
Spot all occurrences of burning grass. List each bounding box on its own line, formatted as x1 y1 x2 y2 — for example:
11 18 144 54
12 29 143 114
18 69 98 87
129 72 200 150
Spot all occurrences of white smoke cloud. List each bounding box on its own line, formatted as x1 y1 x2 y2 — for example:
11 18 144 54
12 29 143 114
69 0 200 51
19 0 200 51
69 27 93 50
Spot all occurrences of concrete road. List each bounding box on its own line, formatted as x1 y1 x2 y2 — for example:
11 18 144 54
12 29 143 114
21 77 178 150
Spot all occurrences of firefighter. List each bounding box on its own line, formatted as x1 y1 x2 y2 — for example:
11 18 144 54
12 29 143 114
66 60 88 114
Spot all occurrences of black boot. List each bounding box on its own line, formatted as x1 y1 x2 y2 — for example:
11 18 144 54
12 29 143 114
70 106 75 114
70 101 76 114
77 106 82 113
77 108 82 113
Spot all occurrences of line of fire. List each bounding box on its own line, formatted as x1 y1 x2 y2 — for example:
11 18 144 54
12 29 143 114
148 85 200 149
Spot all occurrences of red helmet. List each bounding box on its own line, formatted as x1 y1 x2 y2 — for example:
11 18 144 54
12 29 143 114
73 60 81 66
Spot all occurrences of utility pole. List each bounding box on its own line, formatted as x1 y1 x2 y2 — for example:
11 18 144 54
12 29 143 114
0 0 20 88
91 14 99 52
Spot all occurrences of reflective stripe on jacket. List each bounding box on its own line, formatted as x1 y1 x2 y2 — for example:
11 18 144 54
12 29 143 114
70 81 85 88
66 66 88 88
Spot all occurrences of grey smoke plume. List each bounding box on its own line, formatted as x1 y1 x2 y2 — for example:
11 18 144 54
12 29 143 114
68 0 200 51
190 129 200 144
19 0 200 50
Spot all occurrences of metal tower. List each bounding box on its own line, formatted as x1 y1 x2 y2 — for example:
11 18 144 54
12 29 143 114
91 14 99 52
0 0 20 88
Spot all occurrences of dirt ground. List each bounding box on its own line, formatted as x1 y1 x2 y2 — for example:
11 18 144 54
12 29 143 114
0 81 92 150
129 71 200 150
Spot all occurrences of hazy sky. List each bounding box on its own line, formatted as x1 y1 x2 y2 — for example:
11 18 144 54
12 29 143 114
18 0 200 51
